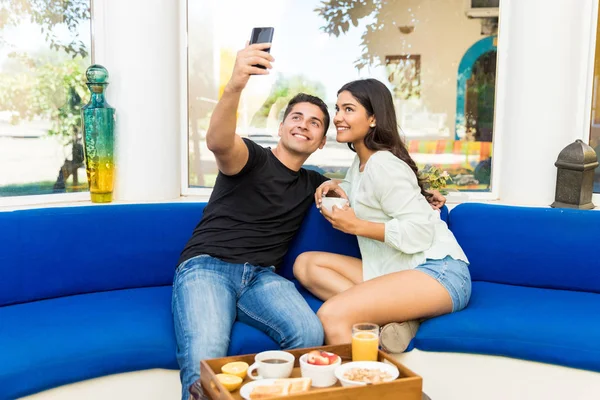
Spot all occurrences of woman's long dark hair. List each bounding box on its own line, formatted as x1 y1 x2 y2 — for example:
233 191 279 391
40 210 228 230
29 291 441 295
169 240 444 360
338 78 431 199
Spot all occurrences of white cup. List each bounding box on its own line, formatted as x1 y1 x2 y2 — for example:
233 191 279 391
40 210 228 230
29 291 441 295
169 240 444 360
247 350 295 380
321 197 349 213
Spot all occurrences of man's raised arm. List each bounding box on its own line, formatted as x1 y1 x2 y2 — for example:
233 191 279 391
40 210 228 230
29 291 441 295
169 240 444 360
205 43 274 176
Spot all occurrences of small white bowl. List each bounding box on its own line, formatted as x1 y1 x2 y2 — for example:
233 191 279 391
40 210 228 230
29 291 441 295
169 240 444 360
334 361 400 387
299 353 341 387
320 197 349 213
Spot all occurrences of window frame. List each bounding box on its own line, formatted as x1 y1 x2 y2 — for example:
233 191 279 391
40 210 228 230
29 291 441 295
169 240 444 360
179 0 213 200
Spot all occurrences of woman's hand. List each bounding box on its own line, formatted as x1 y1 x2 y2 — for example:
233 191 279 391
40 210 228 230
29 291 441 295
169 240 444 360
427 189 446 210
320 204 360 235
315 180 348 209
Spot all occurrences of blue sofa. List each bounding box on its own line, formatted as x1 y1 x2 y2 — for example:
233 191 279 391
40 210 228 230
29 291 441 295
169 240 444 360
0 203 359 399
1 202 598 399
414 203 600 372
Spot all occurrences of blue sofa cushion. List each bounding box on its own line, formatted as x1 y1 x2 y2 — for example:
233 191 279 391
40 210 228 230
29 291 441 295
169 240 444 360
293 279 324 313
414 281 600 372
0 203 205 307
0 200 430 307
0 286 177 399
449 203 600 293
281 206 361 280
0 283 323 399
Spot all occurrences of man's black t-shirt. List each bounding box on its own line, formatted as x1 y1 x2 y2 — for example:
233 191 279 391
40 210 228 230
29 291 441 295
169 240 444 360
178 138 329 268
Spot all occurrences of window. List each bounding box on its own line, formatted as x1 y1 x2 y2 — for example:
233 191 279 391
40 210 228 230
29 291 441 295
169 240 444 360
385 55 421 101
589 3 600 193
186 0 500 194
0 0 92 198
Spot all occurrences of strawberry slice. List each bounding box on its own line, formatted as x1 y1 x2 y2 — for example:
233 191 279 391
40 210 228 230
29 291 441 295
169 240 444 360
306 350 330 365
321 351 340 364
306 350 340 365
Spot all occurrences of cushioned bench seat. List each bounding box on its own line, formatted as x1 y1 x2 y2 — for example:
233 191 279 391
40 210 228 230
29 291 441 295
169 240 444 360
410 203 600 373
0 283 324 399
414 281 600 372
0 203 340 399
0 287 177 399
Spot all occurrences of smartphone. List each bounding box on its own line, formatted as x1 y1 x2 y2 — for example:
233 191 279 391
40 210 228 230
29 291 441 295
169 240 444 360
249 27 274 70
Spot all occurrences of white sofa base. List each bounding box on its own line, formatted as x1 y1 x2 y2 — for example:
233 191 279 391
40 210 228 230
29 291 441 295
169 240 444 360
394 349 600 400
19 352 600 400
20 369 181 400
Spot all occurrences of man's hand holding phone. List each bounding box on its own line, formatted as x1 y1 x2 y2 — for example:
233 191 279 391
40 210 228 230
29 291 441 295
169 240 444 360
225 43 274 93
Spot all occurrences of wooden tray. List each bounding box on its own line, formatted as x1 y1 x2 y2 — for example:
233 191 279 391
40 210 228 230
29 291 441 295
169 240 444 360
199 344 422 400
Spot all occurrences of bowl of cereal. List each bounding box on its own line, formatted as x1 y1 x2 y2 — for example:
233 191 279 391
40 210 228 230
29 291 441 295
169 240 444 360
334 361 399 387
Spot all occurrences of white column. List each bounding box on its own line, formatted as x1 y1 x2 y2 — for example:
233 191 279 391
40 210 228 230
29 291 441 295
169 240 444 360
91 0 181 202
494 0 598 205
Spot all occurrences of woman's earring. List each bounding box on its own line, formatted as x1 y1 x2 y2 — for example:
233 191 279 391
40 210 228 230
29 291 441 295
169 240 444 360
370 123 376 128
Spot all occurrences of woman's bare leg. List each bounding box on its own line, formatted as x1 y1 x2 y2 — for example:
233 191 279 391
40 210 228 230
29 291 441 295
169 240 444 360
316 269 453 344
293 252 363 301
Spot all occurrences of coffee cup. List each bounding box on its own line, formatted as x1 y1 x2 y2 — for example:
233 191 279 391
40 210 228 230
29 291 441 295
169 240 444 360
321 197 349 213
247 350 295 380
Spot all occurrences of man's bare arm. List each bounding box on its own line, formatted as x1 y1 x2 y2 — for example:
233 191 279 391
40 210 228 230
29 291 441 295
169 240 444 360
205 43 274 175
205 89 247 176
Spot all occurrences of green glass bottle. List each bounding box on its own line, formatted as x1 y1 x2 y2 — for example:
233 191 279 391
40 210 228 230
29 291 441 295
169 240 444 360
82 65 115 203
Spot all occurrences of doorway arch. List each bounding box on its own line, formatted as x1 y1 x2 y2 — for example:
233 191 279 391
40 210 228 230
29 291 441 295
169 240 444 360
455 35 497 140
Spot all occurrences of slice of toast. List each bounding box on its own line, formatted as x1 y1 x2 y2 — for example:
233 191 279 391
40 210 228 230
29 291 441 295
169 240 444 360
274 377 311 394
249 382 290 399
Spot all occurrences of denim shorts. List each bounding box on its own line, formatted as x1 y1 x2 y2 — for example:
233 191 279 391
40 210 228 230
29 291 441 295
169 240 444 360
415 255 471 312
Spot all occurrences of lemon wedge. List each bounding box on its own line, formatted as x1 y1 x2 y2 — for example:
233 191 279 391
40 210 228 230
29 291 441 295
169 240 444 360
221 361 249 379
216 373 243 392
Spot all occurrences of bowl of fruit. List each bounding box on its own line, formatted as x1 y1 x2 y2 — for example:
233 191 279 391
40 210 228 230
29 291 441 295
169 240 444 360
299 350 341 387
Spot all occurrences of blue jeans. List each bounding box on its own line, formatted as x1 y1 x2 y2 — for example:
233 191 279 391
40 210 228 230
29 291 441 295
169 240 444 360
172 255 324 400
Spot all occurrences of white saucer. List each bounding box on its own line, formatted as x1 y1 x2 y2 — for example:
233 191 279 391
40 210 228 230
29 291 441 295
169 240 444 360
239 379 277 400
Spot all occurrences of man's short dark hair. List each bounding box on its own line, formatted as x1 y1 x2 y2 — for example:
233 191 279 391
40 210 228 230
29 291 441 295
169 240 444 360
282 93 330 136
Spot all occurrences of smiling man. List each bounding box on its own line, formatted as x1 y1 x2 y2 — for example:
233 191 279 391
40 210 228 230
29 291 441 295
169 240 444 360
172 42 331 400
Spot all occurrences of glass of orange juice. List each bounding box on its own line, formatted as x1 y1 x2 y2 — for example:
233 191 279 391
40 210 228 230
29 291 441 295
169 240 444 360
352 322 379 361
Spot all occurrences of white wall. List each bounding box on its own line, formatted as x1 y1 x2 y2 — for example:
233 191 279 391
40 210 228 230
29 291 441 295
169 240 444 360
494 0 598 205
92 0 181 202
368 0 483 136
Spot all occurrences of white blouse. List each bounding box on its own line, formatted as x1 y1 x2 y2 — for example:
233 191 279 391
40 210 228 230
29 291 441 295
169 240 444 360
340 151 469 282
